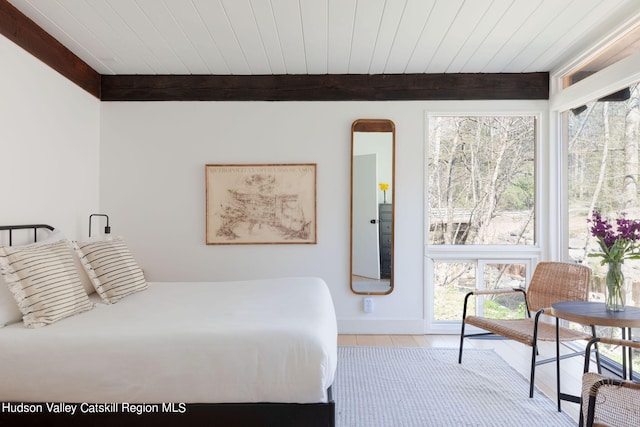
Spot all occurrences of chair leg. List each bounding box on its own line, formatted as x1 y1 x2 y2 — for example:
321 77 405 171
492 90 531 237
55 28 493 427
530 309 545 399
529 344 537 398
580 338 600 427
458 292 473 364
556 320 561 412
458 321 466 364
591 326 602 374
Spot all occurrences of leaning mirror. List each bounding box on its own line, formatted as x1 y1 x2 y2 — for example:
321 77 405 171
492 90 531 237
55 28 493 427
350 119 395 295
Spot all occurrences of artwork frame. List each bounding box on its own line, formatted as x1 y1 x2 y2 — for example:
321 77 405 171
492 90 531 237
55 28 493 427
206 164 317 245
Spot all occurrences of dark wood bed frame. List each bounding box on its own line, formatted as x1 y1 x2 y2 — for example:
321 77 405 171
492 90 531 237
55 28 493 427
1 401 335 427
0 224 335 427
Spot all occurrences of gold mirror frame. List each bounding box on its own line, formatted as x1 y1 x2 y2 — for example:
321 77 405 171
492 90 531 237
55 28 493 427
350 119 395 295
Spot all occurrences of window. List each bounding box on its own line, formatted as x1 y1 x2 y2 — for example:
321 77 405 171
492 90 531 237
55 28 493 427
566 84 639 267
426 113 539 332
433 260 528 322
565 82 640 373
427 116 535 245
562 26 640 88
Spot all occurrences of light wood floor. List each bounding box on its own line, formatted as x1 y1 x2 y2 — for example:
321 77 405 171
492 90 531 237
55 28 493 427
338 334 585 422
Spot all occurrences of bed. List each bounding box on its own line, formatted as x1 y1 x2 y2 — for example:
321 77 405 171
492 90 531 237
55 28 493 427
0 224 337 427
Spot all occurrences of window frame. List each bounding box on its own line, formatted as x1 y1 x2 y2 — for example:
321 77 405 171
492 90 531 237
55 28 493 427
552 30 640 377
425 257 536 334
424 108 546 334
552 51 640 262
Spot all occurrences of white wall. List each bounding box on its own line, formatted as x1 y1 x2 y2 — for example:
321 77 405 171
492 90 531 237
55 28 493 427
0 34 100 240
0 11 631 333
0 31 547 333
100 100 547 333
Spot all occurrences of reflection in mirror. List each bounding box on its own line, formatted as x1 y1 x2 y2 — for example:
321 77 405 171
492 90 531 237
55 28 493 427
351 119 394 295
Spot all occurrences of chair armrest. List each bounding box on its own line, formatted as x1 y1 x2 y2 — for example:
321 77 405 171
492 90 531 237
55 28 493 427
461 288 527 321
589 377 640 395
583 337 640 373
466 288 526 296
588 336 640 350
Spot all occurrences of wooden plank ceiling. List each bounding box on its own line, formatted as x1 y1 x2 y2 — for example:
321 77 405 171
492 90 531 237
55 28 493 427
1 0 638 101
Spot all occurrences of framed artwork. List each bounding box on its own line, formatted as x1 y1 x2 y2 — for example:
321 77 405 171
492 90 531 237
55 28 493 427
206 164 317 244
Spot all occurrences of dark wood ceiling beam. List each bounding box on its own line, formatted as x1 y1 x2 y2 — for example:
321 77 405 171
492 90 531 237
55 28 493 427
1 0 548 102
101 73 549 102
0 0 100 98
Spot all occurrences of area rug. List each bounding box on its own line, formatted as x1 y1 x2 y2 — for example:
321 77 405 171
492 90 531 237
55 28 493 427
334 346 575 427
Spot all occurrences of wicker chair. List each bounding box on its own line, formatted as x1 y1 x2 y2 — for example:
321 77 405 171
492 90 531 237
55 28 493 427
581 337 640 427
458 261 594 398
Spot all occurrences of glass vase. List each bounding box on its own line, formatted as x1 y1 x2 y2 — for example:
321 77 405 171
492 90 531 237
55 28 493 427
605 261 626 312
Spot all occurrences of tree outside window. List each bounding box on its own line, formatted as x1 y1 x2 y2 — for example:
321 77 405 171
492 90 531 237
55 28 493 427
427 116 535 246
567 84 640 300
427 115 536 323
566 83 640 372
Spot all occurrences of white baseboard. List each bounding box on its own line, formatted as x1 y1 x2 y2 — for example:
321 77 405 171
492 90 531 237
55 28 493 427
337 318 425 335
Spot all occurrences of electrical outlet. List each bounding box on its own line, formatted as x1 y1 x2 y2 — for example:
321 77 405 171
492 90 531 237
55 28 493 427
363 297 374 313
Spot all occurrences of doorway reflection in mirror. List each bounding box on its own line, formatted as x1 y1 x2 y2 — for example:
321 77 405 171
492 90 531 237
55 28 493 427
351 119 394 295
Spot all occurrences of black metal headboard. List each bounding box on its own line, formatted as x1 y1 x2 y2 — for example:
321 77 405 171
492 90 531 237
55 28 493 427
0 224 55 246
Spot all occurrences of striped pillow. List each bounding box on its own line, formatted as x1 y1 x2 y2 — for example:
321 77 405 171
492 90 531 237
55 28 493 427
0 239 93 328
74 238 147 303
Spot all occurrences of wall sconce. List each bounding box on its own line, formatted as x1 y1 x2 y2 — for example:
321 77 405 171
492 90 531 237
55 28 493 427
89 214 111 238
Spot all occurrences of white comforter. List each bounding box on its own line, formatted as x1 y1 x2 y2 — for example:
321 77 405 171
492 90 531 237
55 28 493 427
0 277 337 404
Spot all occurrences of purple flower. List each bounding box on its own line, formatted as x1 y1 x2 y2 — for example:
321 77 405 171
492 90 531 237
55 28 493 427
588 211 614 247
588 210 640 263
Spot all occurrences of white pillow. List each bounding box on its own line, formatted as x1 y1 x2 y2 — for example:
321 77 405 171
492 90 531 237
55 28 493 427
0 239 93 328
0 228 91 327
0 275 21 326
74 237 148 303
40 230 96 295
